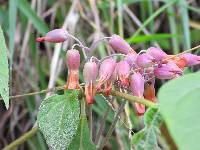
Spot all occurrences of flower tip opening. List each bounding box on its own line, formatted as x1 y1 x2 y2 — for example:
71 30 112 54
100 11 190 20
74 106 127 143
86 96 94 105
83 61 98 105
36 37 46 42
135 103 145 116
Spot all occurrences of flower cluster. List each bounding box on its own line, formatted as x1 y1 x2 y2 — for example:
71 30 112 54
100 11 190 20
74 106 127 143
37 29 200 115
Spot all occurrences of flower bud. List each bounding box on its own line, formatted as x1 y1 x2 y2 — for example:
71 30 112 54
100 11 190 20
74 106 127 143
109 34 136 54
116 61 130 87
36 29 68 43
66 49 80 70
130 73 145 115
136 53 155 68
83 61 98 104
154 62 183 79
124 52 138 68
97 58 116 94
146 47 167 61
179 53 200 66
65 49 80 89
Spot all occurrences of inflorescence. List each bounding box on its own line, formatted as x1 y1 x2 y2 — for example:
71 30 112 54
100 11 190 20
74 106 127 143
37 28 200 115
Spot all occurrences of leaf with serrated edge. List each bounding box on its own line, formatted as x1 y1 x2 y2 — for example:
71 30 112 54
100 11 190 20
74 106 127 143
38 90 80 150
68 114 96 150
0 26 9 109
158 73 200 150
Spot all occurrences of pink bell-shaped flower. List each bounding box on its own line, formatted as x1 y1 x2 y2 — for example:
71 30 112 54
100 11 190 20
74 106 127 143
179 53 200 66
124 52 138 68
97 58 116 94
36 29 68 43
154 62 183 79
116 61 130 87
109 34 136 54
83 61 98 104
146 47 167 61
136 53 155 68
65 49 80 89
130 72 145 115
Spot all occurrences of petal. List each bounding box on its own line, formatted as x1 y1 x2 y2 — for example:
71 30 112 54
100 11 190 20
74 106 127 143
135 103 145 116
65 70 79 89
144 83 157 103
85 82 96 105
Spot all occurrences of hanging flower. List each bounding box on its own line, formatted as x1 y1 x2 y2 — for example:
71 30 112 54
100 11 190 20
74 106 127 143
146 47 167 61
154 62 183 79
179 53 200 66
36 29 68 43
136 53 155 68
83 61 98 104
116 61 130 88
124 52 138 69
65 49 80 89
97 58 116 95
109 34 136 54
130 72 145 115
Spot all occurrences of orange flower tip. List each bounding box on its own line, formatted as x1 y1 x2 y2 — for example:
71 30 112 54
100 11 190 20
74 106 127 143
137 112 145 116
66 70 80 90
36 37 46 42
96 84 102 92
67 84 79 90
122 78 129 85
105 88 111 96
135 103 145 116
86 97 94 105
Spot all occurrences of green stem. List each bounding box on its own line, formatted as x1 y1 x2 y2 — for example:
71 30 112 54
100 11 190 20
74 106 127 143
3 127 38 150
110 90 157 108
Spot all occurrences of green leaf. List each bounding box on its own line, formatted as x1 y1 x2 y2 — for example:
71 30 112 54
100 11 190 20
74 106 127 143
17 0 48 35
68 114 96 150
37 90 80 150
0 26 9 109
9 0 17 67
158 73 200 150
132 130 145 144
144 107 162 130
131 108 162 150
127 34 175 44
